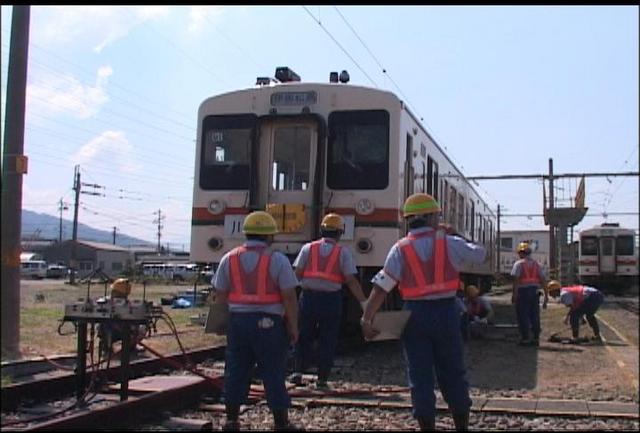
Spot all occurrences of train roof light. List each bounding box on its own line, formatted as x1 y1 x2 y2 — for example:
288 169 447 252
275 66 301 83
329 71 339 83
339 70 350 83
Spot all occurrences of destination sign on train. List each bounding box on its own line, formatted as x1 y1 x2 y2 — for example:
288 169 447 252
270 91 317 106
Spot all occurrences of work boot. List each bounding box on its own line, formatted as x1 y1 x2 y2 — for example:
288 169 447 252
272 409 304 431
452 412 469 431
417 416 436 431
223 405 240 431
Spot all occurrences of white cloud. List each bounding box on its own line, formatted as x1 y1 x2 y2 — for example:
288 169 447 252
34 6 170 53
27 66 112 119
71 130 139 173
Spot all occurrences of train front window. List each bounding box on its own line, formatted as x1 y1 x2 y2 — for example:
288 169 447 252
200 114 256 190
272 126 310 191
327 110 389 190
581 236 598 256
616 236 635 255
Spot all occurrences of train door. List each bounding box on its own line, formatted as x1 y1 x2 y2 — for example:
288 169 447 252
599 237 616 274
257 120 318 252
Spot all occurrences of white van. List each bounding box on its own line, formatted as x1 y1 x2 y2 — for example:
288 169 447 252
21 260 48 279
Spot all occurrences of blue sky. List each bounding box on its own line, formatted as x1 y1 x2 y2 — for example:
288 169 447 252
1 5 638 250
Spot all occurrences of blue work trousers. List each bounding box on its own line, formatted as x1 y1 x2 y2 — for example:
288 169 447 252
224 312 290 410
516 286 541 341
570 291 604 333
402 298 472 419
295 290 342 375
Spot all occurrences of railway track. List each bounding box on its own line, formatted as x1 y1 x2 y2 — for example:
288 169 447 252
2 340 638 431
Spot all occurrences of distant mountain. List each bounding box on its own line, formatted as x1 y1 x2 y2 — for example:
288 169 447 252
21 209 154 247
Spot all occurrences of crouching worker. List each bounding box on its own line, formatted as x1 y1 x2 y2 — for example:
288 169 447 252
463 285 494 339
211 211 303 431
547 280 604 344
97 278 145 357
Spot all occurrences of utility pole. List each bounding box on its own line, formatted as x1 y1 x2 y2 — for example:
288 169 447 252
153 209 165 253
58 198 68 243
70 165 81 285
112 226 117 245
1 6 30 360
496 204 501 274
548 158 555 280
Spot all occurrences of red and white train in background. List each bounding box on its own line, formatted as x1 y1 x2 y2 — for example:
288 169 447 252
578 223 639 290
190 67 497 329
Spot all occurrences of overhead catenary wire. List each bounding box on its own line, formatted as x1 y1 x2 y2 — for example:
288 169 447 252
302 6 378 88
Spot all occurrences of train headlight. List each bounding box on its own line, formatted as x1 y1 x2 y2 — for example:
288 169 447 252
356 238 373 254
355 198 374 215
208 237 223 251
208 199 226 215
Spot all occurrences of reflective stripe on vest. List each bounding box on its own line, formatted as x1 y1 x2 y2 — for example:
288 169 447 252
518 260 541 286
301 239 346 284
564 285 585 309
228 245 282 304
398 230 460 299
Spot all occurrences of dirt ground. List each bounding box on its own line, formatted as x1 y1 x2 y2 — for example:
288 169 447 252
463 286 639 402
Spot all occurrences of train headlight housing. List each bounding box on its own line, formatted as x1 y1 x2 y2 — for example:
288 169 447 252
355 198 374 216
356 238 373 254
208 237 223 251
208 199 226 215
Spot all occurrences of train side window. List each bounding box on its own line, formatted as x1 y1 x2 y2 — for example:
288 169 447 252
449 186 457 226
616 236 635 255
442 180 449 221
422 162 426 193
458 194 465 232
581 236 598 256
327 110 389 190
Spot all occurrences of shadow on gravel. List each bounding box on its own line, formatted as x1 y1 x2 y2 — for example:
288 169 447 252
464 304 539 391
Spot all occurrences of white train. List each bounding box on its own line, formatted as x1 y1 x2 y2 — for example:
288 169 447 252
190 67 497 316
578 223 638 290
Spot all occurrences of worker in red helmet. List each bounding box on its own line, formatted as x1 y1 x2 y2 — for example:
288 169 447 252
547 280 604 344
360 193 486 431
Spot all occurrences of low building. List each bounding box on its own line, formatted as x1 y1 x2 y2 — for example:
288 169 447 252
499 230 550 276
44 240 134 279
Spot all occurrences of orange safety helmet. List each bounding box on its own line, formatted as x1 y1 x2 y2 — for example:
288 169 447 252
321 213 345 232
111 278 132 297
465 285 480 298
402 193 441 218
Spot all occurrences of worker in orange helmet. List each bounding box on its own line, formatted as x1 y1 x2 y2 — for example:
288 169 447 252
360 193 486 431
291 213 368 389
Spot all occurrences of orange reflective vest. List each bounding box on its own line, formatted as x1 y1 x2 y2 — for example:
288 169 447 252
563 285 585 310
517 260 542 286
228 245 282 304
467 299 486 317
301 239 345 284
398 230 460 300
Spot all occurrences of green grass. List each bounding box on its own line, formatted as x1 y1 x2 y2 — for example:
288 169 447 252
2 280 223 364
